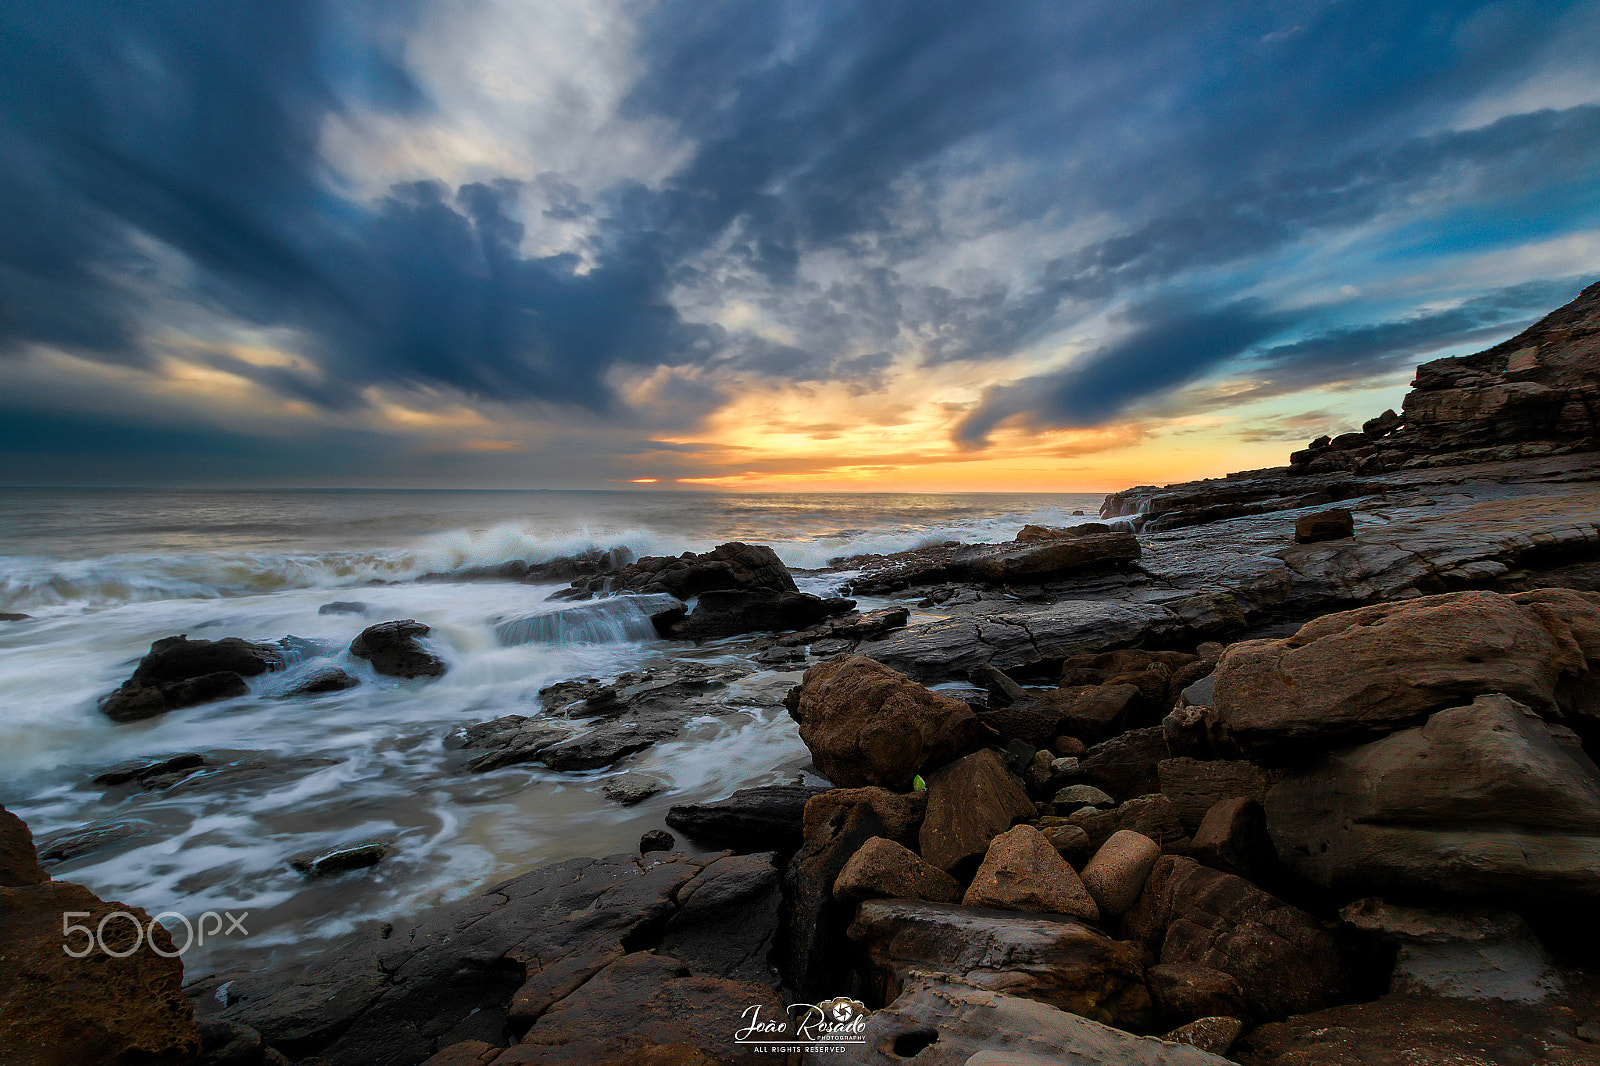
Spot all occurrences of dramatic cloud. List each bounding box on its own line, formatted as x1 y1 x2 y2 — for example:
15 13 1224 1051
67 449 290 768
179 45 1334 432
1 0 1598 485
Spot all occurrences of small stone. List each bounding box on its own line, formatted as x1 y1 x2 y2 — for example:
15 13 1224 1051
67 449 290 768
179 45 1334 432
1052 784 1114 810
1053 736 1087 756
1040 823 1094 865
1079 829 1161 916
602 773 665 806
1294 508 1354 543
834 836 963 904
283 667 360 697
318 601 370 615
1163 1016 1244 1056
290 842 389 877
961 824 1099 921
1050 756 1080 774
639 829 675 853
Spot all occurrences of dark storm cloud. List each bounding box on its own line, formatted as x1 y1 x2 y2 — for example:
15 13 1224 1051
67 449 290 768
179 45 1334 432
0 0 709 415
1231 276 1593 400
2 0 1599 473
957 297 1290 445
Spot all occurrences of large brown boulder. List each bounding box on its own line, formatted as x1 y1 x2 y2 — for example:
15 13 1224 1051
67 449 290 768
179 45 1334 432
848 899 1154 1031
788 656 994 789
961 825 1099 921
918 748 1037 874
1125 855 1352 1020
0 808 201 1065
834 836 963 904
1264 693 1600 905
802 787 926 847
1211 589 1600 758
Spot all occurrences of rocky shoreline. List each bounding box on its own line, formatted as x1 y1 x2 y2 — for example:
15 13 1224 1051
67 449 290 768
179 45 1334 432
4 281 1600 1065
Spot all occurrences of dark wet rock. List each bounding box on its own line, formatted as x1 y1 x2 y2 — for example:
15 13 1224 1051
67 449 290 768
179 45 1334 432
1239 991 1599 1066
130 634 284 685
455 715 574 772
849 898 1154 1031
281 667 359 697
493 594 684 646
638 829 674 853
1076 726 1168 801
774 601 915 643
197 1017 281 1066
1192 798 1282 887
499 951 785 1065
848 974 1231 1066
1213 589 1600 760
788 655 994 789
0 808 201 1064
204 851 774 1066
537 660 747 719
1158 758 1281 830
1293 507 1353 543
919 748 1036 875
665 588 854 641
349 619 446 679
601 772 664 806
35 819 152 865
560 540 798 601
291 842 389 877
833 835 963 904
317 601 369 616
782 800 889 1003
0 612 32 622
1125 855 1353 1019
93 751 207 787
842 530 1141 595
1148 964 1250 1030
664 784 827 853
658 851 784 985
754 644 804 665
802 786 926 848
539 722 678 771
1163 703 1242 761
860 600 1181 683
100 633 287 721
1265 693 1600 906
1064 793 1191 852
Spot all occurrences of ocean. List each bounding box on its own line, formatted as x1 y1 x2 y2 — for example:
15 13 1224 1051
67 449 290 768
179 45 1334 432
0 487 1104 976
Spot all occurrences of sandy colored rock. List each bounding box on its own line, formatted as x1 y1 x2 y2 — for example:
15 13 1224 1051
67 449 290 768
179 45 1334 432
1079 829 1162 917
802 786 925 845
1163 1016 1244 1056
789 655 994 788
834 836 962 904
0 879 202 1066
1265 693 1600 904
1212 589 1600 758
961 825 1099 921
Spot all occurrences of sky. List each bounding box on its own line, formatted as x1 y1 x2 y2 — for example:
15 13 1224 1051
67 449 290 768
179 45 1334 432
1 0 1597 492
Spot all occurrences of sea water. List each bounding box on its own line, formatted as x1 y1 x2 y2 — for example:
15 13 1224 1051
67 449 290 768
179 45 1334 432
0 487 1103 976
